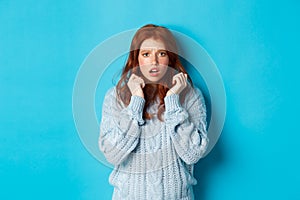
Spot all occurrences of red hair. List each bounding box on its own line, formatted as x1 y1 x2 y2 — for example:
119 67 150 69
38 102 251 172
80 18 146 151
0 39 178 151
116 24 193 121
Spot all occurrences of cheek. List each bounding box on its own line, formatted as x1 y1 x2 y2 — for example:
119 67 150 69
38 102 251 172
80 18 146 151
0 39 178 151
139 67 147 77
159 57 169 65
138 56 148 66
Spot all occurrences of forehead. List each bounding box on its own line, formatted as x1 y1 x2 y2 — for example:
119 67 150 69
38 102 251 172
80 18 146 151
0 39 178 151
140 38 166 50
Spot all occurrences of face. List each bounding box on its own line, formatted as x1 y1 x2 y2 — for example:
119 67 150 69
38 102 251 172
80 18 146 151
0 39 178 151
138 38 169 83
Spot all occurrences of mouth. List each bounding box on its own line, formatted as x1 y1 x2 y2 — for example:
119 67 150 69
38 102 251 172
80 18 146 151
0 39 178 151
149 68 159 73
148 68 160 77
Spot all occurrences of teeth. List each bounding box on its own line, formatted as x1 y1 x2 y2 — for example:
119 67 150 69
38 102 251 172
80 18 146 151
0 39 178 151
150 69 158 73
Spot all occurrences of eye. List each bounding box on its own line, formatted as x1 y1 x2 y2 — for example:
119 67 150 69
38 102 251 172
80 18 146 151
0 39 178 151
142 52 150 57
158 51 167 57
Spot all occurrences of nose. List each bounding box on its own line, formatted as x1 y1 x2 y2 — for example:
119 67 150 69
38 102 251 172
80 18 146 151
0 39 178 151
152 53 158 65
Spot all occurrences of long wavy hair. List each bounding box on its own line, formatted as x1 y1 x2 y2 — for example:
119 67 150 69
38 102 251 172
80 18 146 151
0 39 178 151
116 24 193 121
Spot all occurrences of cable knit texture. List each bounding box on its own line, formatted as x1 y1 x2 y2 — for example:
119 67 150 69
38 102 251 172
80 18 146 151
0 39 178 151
99 86 208 200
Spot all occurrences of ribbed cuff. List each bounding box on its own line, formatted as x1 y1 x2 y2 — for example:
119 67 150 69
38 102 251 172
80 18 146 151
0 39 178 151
128 96 145 125
164 94 181 112
128 96 145 112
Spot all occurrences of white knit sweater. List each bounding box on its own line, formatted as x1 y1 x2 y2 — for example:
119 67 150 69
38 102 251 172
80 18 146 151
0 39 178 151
99 86 208 200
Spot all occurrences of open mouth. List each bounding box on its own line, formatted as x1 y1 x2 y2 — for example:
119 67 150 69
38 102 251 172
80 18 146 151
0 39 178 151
149 68 159 73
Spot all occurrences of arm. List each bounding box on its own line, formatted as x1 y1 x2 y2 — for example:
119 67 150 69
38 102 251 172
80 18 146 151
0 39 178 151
98 88 145 165
164 88 208 165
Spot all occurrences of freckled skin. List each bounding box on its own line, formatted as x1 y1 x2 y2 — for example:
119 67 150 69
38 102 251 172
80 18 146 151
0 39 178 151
138 38 169 83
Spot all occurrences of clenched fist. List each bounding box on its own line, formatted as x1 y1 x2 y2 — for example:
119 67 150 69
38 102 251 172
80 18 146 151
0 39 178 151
166 72 188 96
127 74 145 98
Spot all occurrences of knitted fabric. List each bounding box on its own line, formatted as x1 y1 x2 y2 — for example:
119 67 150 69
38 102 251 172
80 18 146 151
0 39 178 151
99 86 208 200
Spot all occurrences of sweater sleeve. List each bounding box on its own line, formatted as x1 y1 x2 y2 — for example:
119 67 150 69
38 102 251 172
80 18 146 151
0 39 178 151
164 87 209 165
98 88 145 165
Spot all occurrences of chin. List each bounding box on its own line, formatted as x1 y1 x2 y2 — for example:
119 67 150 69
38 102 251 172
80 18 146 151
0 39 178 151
146 77 162 83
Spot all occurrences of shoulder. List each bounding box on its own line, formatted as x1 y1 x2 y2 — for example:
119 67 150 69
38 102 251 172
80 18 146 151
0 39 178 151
185 86 205 102
103 86 126 108
182 86 206 109
104 87 116 97
103 87 117 105
104 86 121 100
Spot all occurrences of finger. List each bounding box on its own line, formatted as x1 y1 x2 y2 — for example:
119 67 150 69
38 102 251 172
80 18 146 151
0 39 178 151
180 74 187 86
178 72 185 80
172 74 176 85
131 74 138 80
172 75 179 85
172 73 181 84
141 79 145 88
136 78 144 86
179 73 187 84
175 73 186 89
135 77 145 88
177 73 184 85
131 73 142 80
129 74 137 83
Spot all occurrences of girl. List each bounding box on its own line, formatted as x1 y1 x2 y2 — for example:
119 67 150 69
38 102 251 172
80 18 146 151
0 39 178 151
99 24 208 200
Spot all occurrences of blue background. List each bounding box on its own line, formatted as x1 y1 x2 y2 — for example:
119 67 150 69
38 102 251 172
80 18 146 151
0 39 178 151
1 0 299 199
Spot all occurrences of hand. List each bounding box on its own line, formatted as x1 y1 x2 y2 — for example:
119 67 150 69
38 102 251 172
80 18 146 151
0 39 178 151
166 72 188 96
127 74 145 98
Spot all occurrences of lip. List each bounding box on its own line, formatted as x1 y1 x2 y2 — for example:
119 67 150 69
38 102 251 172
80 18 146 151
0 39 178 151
149 67 159 72
149 67 160 77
